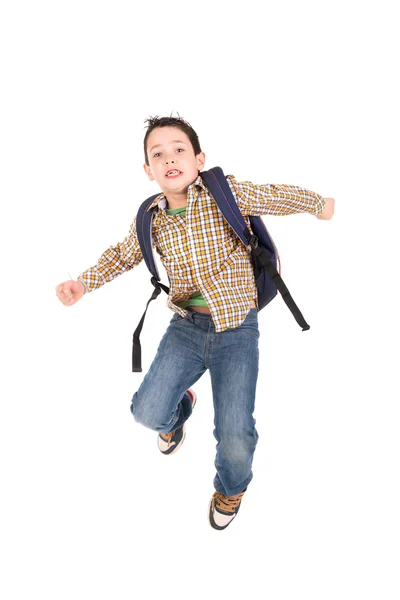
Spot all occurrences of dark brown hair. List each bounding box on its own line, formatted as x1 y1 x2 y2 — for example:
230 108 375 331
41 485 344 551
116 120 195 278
143 114 202 165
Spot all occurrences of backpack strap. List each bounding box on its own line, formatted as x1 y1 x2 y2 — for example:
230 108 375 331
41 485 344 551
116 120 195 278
200 167 254 247
200 167 310 331
132 195 170 372
136 194 163 280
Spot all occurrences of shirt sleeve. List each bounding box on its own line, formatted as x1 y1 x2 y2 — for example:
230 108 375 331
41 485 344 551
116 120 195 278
77 216 144 292
227 174 326 216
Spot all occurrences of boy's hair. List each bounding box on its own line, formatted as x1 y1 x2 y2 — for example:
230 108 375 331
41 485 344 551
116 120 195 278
143 115 202 165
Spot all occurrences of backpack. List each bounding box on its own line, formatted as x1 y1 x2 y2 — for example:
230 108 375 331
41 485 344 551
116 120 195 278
132 166 310 372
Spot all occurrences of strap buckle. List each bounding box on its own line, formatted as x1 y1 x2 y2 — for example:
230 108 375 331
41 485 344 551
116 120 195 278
246 234 258 252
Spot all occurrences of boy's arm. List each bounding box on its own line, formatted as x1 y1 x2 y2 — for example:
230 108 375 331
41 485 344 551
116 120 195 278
227 175 326 217
77 216 144 293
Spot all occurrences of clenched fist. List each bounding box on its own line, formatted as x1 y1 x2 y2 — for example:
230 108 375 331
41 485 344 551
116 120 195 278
55 280 86 306
316 198 335 220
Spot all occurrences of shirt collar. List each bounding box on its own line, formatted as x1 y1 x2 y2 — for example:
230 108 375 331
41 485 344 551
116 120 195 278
146 174 208 212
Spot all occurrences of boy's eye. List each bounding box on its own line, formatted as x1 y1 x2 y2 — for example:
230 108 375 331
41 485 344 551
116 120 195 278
153 148 184 158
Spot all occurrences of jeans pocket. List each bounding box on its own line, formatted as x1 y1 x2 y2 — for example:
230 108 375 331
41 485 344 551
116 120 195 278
232 312 259 340
239 323 260 340
170 312 189 325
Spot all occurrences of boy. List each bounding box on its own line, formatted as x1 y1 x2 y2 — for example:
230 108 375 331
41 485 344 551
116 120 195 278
56 115 334 531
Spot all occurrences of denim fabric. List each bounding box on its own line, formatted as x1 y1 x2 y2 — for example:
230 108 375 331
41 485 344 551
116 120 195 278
130 308 259 497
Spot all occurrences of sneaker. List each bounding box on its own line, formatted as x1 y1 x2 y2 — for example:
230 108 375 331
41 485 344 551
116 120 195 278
157 389 197 455
208 488 247 530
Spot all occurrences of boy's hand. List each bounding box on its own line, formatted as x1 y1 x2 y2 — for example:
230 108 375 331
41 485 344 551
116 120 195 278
316 198 335 220
55 280 85 306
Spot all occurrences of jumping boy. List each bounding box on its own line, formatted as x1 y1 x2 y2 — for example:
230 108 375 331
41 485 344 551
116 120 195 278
56 115 334 530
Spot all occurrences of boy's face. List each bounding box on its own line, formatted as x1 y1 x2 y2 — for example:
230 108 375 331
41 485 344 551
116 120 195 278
143 126 205 196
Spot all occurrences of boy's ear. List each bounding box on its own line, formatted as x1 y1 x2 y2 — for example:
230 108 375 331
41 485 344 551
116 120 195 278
196 152 206 171
143 163 154 181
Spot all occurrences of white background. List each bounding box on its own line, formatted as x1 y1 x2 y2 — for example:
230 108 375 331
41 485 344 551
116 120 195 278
1 1 399 598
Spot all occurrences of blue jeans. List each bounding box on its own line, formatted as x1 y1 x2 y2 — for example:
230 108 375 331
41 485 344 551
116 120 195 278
130 308 260 497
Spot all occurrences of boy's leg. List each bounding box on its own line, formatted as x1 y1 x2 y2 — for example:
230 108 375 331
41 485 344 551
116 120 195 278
130 314 207 434
209 309 260 498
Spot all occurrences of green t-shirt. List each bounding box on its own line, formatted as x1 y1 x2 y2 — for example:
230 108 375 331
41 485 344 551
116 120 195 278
166 205 208 308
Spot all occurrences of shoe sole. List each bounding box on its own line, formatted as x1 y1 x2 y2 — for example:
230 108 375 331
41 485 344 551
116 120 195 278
188 389 197 410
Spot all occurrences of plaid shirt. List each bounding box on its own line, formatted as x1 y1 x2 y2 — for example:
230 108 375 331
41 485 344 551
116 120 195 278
78 173 325 332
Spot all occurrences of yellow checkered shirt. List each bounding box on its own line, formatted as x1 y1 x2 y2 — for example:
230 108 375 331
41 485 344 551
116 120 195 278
78 173 325 332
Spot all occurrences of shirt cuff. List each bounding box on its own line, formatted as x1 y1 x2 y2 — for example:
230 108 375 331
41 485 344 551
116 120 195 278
314 194 326 215
77 274 91 293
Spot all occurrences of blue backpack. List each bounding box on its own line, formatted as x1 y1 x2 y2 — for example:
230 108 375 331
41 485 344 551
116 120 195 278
132 166 310 371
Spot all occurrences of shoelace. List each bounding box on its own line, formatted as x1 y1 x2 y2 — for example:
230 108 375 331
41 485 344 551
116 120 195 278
159 431 175 446
213 490 246 513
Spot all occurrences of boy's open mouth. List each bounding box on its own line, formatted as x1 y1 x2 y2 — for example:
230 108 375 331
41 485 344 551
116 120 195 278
166 170 182 178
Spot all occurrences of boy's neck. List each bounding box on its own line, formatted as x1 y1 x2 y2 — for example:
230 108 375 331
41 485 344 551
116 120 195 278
165 190 188 210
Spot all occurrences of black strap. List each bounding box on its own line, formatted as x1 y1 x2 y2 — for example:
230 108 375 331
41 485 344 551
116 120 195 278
132 278 169 372
251 245 310 331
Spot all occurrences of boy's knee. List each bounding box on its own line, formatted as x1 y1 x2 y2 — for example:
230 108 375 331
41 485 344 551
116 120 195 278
130 392 152 428
130 391 172 431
